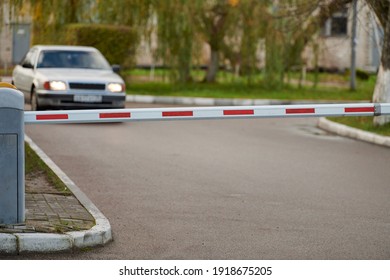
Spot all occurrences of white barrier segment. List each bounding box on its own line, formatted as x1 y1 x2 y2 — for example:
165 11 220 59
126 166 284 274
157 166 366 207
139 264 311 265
379 103 390 115
23 103 388 124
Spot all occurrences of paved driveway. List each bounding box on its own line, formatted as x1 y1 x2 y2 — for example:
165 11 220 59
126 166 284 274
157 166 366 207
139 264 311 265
17 103 390 259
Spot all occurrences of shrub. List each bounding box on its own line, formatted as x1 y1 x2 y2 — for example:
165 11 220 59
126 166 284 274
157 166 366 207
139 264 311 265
345 68 370 80
356 69 370 80
63 24 137 68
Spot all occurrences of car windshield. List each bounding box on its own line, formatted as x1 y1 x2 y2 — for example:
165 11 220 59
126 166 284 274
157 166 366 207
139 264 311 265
36 50 111 70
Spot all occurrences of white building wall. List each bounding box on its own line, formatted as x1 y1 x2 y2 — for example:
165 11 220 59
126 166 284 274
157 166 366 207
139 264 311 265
309 1 381 72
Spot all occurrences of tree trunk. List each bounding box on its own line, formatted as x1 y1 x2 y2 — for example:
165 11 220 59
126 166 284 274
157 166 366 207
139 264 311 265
200 2 229 83
205 49 219 83
372 0 390 125
373 66 390 125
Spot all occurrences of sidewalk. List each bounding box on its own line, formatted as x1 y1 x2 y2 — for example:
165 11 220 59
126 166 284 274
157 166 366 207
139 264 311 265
0 135 112 255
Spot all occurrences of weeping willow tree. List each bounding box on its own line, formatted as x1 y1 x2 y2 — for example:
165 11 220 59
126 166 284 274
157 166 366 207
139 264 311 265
4 0 147 68
96 0 152 27
151 0 243 83
153 1 196 83
221 0 270 84
151 0 270 84
96 0 197 83
236 1 269 81
8 0 97 44
191 0 235 82
5 0 150 44
265 18 285 89
95 0 153 70
151 0 264 83
264 0 353 89
264 0 315 89
150 0 350 85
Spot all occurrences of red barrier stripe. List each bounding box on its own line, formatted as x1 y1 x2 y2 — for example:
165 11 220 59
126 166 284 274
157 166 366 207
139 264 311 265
223 110 254 115
36 114 68 120
99 112 131 119
344 107 374 113
162 111 193 117
286 108 315 114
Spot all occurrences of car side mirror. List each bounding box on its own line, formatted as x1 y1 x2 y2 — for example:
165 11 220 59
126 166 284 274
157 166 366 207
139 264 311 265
22 62 33 69
112 65 121 73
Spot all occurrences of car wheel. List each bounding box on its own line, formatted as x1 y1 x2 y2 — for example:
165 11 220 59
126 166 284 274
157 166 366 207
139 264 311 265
31 88 40 111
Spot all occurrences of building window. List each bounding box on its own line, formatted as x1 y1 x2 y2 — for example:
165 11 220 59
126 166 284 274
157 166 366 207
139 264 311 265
322 7 348 37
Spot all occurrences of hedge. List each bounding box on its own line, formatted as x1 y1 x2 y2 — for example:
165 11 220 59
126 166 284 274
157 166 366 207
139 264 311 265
63 24 137 67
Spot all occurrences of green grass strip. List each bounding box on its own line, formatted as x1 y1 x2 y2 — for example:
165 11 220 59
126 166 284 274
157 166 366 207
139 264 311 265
25 143 71 195
328 117 390 137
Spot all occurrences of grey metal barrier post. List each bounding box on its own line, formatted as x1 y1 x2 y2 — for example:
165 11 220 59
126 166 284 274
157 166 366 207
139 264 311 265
0 83 25 225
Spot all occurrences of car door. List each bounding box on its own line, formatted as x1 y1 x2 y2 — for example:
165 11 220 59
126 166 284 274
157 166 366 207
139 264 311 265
13 48 38 101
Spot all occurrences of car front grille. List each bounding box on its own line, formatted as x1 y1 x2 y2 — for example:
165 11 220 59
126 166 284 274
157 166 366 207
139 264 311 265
69 83 105 90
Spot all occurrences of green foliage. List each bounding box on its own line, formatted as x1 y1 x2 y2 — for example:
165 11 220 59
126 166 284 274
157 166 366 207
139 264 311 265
345 69 371 80
7 0 375 92
356 69 370 80
25 0 97 44
154 1 195 83
95 0 153 68
265 25 285 89
221 1 269 82
96 0 153 28
63 24 137 67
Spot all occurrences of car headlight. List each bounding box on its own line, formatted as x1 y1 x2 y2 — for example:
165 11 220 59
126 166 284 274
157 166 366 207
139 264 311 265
107 83 124 93
44 81 67 91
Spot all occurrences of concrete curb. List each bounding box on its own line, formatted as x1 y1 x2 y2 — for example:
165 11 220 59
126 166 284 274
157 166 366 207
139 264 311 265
0 135 113 254
318 117 390 148
126 94 370 106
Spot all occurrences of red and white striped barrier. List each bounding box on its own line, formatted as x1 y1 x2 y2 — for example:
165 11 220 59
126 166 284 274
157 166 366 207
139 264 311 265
24 103 390 124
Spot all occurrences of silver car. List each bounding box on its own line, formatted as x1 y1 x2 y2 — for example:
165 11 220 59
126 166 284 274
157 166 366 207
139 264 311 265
12 45 126 110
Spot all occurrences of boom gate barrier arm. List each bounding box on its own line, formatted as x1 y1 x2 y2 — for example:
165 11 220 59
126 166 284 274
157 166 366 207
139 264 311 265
2 79 390 226
24 103 390 124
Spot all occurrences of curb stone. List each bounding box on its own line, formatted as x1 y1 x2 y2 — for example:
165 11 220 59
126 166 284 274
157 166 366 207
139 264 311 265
0 234 17 254
318 117 390 148
16 233 73 253
0 135 113 254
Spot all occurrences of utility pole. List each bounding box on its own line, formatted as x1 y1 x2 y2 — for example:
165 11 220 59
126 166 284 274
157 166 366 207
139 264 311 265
350 0 358 91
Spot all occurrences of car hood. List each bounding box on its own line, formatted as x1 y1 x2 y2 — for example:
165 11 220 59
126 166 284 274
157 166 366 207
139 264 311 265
35 68 124 83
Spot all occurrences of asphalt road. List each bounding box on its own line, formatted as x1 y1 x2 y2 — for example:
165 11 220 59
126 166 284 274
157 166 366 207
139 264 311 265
16 103 390 259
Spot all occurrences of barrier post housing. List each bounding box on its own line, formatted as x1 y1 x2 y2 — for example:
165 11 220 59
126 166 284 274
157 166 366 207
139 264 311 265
0 83 25 224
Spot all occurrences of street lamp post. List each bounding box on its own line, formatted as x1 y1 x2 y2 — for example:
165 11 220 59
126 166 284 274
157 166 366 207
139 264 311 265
350 0 358 91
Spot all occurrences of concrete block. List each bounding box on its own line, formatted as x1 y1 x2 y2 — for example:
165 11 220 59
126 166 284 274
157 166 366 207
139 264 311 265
0 233 17 254
16 233 72 253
